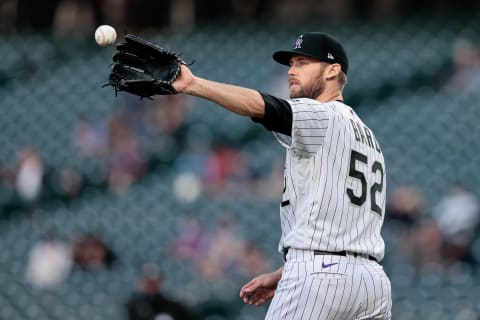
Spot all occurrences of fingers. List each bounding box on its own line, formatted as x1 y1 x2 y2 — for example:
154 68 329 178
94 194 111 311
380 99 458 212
245 292 265 306
240 276 275 307
241 288 274 306
172 63 195 94
240 278 259 298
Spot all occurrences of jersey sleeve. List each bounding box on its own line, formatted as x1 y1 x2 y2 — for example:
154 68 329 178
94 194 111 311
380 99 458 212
284 99 331 157
251 94 331 157
251 92 292 136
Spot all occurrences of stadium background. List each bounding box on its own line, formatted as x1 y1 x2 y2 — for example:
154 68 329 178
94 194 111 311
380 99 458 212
1 0 480 319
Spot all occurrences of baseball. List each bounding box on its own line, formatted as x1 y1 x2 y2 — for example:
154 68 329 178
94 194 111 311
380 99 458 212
95 25 117 46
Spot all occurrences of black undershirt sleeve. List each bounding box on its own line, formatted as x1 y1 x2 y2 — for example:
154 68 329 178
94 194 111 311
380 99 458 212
251 92 292 136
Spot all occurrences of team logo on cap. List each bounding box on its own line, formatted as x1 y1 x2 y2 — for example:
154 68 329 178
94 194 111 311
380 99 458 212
327 53 334 59
294 35 303 49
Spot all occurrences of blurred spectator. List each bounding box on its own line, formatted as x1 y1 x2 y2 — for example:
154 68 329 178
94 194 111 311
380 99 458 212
98 0 126 30
126 263 197 320
0 0 16 32
53 0 129 36
58 167 84 198
197 214 245 280
15 146 44 202
72 232 116 271
413 218 443 270
41 166 84 202
385 186 445 270
53 0 95 36
0 161 16 190
443 38 480 94
74 110 150 194
144 95 191 136
170 215 206 261
74 116 107 159
106 114 149 193
174 145 208 178
432 183 480 266
173 172 203 203
238 240 271 277
386 186 424 228
169 0 195 28
203 141 250 196
25 232 72 289
171 214 270 280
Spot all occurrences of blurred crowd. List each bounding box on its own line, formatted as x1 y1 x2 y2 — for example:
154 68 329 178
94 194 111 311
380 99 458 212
170 214 271 281
24 211 272 288
12 92 276 320
126 263 197 320
15 85 480 315
24 229 199 319
1 0 479 35
386 183 480 274
25 231 116 288
0 91 283 219
23 208 272 319
441 38 480 95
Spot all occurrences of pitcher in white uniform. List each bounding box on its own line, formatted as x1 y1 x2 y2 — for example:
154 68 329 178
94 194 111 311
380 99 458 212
171 32 392 319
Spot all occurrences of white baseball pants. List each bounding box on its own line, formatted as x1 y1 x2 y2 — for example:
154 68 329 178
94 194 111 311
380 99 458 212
265 248 392 319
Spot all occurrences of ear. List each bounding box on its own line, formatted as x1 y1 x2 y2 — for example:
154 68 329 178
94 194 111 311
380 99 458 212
325 63 342 80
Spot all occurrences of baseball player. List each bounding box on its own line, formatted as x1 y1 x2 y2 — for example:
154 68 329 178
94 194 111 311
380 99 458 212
172 32 391 319
111 32 392 319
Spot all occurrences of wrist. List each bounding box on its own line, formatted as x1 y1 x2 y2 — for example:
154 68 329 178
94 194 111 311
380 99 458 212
273 267 283 282
182 75 201 95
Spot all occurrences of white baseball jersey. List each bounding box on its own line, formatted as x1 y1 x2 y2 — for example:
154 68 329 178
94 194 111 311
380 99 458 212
263 98 391 320
274 99 386 261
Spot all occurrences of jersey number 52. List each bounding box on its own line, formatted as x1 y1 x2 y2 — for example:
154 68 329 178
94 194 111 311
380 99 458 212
346 150 384 216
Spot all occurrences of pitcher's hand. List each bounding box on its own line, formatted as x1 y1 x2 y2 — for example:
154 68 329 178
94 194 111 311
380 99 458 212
240 269 282 306
172 64 194 94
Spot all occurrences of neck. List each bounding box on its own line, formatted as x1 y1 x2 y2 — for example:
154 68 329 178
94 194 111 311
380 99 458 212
316 87 343 103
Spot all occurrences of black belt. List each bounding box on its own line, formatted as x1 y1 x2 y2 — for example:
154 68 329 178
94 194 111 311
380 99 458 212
314 250 378 262
282 248 378 263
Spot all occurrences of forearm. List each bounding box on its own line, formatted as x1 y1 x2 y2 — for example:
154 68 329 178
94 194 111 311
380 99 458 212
184 76 265 118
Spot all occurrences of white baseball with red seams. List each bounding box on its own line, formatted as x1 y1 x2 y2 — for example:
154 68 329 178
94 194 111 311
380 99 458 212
95 25 117 46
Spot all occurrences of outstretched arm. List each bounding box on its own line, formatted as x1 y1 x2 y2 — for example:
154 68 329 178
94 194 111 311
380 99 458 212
239 267 283 306
173 65 266 119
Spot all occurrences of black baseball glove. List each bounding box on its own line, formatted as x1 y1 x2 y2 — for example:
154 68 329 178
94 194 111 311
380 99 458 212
107 34 187 98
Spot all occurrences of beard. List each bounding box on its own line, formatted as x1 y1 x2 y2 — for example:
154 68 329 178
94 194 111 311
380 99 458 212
289 77 325 99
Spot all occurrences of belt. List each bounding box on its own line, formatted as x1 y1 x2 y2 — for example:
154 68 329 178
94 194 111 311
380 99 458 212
282 248 378 263
314 250 378 262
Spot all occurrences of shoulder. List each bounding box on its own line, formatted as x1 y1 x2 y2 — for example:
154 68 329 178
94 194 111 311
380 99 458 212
288 98 343 111
288 98 322 109
288 99 345 120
